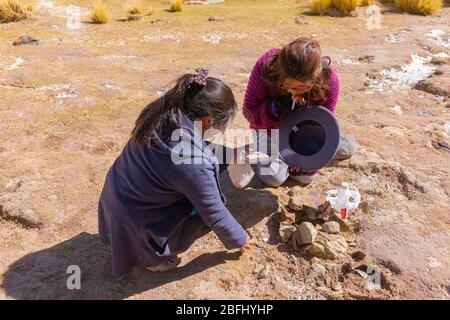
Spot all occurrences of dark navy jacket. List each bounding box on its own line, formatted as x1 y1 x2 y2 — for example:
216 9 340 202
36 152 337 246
98 114 247 276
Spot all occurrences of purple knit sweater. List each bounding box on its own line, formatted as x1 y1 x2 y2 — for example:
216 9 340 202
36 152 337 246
243 48 340 130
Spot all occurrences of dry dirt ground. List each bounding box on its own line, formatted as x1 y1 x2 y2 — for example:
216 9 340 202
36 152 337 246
0 0 449 299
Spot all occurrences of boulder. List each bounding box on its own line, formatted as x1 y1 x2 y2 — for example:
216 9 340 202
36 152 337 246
297 222 317 245
334 134 359 161
327 210 350 233
322 221 340 234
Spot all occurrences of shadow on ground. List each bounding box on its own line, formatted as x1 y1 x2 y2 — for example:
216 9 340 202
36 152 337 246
1 232 244 299
2 175 279 300
219 171 279 229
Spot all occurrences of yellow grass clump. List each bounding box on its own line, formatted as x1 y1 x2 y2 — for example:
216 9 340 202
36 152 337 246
0 0 28 23
170 0 183 12
311 0 332 14
26 3 32 11
90 1 109 24
126 4 142 15
395 0 442 15
331 0 363 14
361 0 373 5
126 3 142 20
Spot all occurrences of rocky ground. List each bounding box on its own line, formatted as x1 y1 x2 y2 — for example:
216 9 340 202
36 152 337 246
0 0 449 299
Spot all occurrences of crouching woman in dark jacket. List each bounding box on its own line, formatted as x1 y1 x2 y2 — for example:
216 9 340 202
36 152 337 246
98 69 251 277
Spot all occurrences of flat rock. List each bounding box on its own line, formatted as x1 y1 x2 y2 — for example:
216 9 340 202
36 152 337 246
0 205 42 228
13 35 41 46
294 16 308 25
351 250 367 261
306 242 328 258
309 263 327 278
288 192 327 213
415 67 450 97
323 238 348 259
208 15 224 21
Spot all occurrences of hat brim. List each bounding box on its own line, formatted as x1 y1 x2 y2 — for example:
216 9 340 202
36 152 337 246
279 106 340 172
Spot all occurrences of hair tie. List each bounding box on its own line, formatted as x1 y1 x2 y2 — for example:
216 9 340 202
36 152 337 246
322 56 331 67
193 68 209 86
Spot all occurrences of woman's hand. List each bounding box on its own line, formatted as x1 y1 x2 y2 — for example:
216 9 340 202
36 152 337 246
240 233 252 252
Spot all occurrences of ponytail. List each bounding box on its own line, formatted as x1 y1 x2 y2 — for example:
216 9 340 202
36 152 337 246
131 73 237 145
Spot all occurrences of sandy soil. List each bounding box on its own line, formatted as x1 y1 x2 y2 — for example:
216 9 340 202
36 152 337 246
0 0 449 299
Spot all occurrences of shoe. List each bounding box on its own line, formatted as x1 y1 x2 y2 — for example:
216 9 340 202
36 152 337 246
146 256 181 272
290 173 317 186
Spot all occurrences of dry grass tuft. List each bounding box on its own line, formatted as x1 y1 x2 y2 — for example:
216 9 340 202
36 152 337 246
170 0 183 12
395 0 442 15
311 0 332 14
126 3 142 20
331 0 363 14
0 0 28 23
90 1 109 24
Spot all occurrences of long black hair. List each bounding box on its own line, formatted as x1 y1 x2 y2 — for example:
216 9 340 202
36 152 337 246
131 73 237 145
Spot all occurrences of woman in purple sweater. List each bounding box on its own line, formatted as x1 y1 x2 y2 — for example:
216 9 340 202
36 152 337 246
243 37 340 187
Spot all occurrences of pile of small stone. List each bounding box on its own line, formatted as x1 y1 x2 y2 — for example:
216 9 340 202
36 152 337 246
278 189 351 261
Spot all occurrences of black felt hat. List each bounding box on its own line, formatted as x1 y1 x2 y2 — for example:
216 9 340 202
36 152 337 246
279 105 340 172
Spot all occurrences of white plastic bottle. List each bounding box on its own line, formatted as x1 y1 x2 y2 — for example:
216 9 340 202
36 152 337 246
335 182 351 219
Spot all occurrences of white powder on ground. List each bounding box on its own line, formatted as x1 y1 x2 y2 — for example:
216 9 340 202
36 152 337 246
432 52 449 58
143 30 182 44
6 57 24 70
101 55 138 60
38 83 79 99
342 57 361 65
385 33 404 43
201 32 248 44
365 54 436 92
391 105 403 115
426 29 450 48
